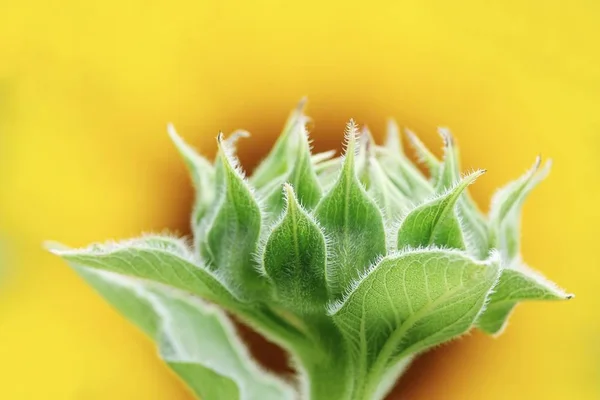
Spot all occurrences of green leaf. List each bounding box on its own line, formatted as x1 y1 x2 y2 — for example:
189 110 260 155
167 124 216 227
168 364 240 400
262 184 328 314
76 265 161 337
314 121 387 298
47 236 239 305
75 268 294 400
199 134 268 300
251 98 308 188
75 268 237 400
149 290 295 400
397 170 485 251
477 266 572 335
329 249 501 398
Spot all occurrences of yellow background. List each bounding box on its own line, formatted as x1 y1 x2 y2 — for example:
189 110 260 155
1 1 598 399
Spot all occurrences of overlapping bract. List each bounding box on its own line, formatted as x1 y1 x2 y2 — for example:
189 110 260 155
49 101 571 400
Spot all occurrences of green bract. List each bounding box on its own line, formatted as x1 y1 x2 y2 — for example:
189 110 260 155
48 101 572 400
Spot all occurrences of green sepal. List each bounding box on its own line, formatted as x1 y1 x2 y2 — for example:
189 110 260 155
366 155 411 222
262 184 329 314
425 127 490 258
167 124 216 229
376 145 433 202
457 194 491 260
490 157 551 262
356 125 376 187
404 128 440 182
311 149 337 165
383 119 403 155
396 170 485 251
489 157 543 224
314 120 387 298
199 133 268 301
434 128 461 192
376 122 434 199
251 98 308 189
261 125 322 219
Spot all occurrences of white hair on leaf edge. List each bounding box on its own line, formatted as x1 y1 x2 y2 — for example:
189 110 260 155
327 246 502 316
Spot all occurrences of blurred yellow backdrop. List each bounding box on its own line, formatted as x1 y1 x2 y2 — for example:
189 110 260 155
1 1 599 399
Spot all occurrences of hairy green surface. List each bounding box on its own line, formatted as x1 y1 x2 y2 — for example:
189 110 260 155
263 184 329 314
49 100 572 400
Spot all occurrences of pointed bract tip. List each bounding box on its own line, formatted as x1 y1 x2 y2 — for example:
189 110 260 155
438 127 454 146
295 97 308 113
344 119 359 143
473 168 487 176
463 169 486 186
347 119 360 133
230 129 251 140
538 160 553 179
216 131 235 162
360 124 374 142
341 120 360 165
404 128 419 142
361 125 377 156
166 122 176 135
282 183 299 209
283 182 295 197
167 123 185 144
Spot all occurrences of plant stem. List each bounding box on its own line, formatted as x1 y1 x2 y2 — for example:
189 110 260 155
299 355 353 400
297 315 353 400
